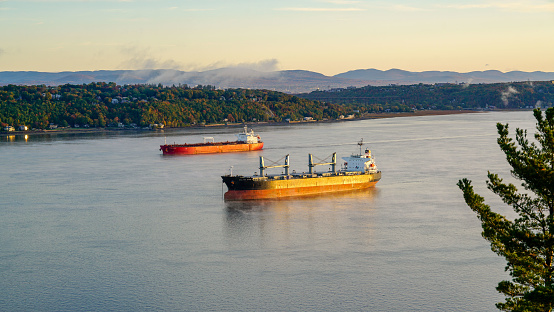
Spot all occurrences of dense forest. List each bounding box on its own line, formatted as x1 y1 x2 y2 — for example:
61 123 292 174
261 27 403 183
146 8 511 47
2 81 554 131
0 83 347 130
299 81 554 113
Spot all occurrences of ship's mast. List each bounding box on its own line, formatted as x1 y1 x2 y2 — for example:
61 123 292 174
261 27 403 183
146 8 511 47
259 155 289 176
308 153 337 174
358 138 364 156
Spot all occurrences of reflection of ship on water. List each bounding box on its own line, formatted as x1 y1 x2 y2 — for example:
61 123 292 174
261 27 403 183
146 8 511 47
225 187 380 212
223 187 379 247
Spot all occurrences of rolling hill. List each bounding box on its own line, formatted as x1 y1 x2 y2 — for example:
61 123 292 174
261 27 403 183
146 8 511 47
1 68 553 93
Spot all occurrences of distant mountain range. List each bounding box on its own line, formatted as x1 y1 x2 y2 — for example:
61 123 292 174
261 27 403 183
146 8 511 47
1 68 553 94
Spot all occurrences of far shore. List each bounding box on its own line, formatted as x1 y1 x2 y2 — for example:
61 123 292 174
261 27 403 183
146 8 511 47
0 109 518 136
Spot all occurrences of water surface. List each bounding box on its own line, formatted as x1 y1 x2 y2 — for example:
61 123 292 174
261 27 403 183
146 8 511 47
0 111 537 311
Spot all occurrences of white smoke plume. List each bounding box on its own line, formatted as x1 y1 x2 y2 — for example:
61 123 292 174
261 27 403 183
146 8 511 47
143 59 281 87
461 78 473 88
501 86 519 106
117 45 281 87
186 59 279 73
118 46 184 70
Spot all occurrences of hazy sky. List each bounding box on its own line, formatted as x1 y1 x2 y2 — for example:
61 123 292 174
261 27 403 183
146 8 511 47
1 0 553 75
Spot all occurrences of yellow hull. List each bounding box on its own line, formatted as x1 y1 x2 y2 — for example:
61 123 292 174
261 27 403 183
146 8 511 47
223 171 381 200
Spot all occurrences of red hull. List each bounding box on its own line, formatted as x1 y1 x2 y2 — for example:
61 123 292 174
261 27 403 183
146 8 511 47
160 142 263 155
224 180 378 200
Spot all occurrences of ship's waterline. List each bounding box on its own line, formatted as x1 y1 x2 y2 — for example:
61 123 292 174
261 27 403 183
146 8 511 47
160 125 263 155
223 172 381 200
222 148 381 200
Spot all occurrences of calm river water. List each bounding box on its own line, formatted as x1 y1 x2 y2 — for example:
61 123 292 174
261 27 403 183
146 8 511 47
0 111 538 311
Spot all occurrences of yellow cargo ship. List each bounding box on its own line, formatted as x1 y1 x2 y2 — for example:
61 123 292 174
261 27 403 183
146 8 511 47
221 143 381 200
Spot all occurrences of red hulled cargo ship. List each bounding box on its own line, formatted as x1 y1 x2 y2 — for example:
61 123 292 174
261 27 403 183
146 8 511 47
221 141 381 200
160 126 263 155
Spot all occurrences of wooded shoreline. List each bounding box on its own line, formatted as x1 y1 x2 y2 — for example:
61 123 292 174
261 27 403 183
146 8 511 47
0 109 502 136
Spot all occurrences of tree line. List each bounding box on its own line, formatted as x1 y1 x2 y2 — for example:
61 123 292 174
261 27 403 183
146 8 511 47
2 81 554 130
299 81 554 112
0 83 348 129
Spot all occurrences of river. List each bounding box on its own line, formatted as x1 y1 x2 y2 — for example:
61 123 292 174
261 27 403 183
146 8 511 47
0 111 538 311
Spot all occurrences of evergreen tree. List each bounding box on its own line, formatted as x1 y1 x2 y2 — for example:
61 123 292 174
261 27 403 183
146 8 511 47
458 108 554 311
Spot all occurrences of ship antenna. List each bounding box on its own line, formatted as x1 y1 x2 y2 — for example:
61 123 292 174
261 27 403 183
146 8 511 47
229 166 233 176
358 138 363 155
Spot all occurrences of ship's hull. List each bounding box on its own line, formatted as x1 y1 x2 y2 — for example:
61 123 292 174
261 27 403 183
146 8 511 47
222 171 381 200
160 142 263 155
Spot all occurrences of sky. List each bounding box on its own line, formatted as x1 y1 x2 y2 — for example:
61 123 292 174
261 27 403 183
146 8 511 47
1 0 553 76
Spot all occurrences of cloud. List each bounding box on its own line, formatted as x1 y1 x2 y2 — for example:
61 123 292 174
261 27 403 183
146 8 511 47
182 8 216 12
323 0 361 4
389 4 429 12
113 17 150 23
275 7 364 12
439 1 554 12
9 0 133 2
